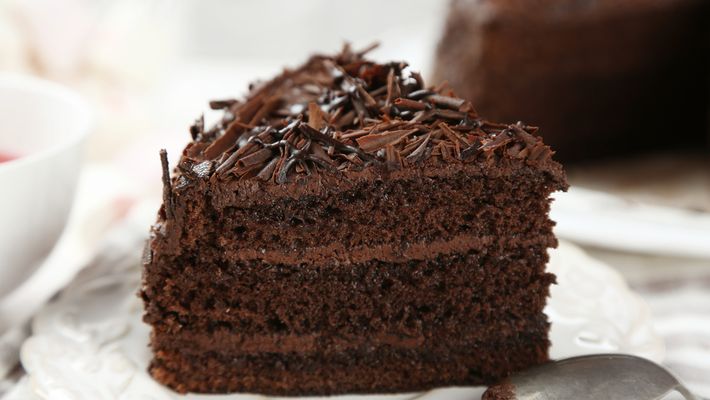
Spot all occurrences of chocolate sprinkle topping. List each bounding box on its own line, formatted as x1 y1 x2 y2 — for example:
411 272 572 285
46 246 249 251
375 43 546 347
178 44 554 184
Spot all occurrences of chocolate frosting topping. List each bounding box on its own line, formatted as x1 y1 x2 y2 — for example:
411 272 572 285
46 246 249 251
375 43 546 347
177 44 555 185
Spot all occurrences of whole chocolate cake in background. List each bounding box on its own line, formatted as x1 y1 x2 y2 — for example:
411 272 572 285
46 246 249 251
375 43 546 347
433 0 710 162
141 44 567 395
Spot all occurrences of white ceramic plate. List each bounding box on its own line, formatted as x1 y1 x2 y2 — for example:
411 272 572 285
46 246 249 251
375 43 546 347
4 239 663 400
551 187 710 259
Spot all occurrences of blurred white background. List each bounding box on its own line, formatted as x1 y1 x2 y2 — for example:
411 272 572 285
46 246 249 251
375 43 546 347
1 0 709 397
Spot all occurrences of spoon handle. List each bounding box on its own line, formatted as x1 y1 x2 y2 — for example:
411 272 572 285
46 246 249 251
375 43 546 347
676 384 704 400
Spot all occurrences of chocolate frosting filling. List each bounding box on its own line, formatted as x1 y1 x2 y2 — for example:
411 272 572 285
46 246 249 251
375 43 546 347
213 234 555 265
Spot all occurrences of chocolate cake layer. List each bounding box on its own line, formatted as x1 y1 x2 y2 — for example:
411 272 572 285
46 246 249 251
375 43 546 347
151 314 551 356
155 162 560 257
144 245 554 335
142 45 567 395
150 337 548 395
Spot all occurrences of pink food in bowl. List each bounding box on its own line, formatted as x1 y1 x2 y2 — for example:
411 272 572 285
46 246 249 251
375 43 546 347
0 152 19 163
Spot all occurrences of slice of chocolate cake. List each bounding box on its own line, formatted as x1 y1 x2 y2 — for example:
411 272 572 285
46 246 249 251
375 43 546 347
141 44 567 395
433 0 710 162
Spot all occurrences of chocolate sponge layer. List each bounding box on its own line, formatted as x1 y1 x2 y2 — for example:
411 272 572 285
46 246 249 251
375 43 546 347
144 245 554 336
157 163 559 257
149 336 549 395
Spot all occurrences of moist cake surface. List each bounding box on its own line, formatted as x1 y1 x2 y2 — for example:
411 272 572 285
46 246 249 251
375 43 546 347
141 44 567 395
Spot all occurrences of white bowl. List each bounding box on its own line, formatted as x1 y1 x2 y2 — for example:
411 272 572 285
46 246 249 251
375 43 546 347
0 74 91 298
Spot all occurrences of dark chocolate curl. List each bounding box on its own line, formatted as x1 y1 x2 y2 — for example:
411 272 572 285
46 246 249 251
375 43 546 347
160 149 174 220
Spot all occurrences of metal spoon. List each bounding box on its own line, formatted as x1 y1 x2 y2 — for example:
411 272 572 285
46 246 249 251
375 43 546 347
482 354 704 400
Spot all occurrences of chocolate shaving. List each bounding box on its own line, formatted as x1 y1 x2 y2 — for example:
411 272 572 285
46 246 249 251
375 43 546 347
432 109 467 120
356 128 419 152
407 89 434 100
368 85 387 97
356 85 378 108
439 142 455 162
385 68 399 106
350 92 369 124
309 141 333 164
334 110 356 129
249 95 282 126
410 71 425 89
529 143 552 161
427 94 466 110
298 123 374 163
189 115 204 141
215 148 242 175
385 145 402 168
159 149 174 219
356 42 380 57
308 102 326 130
256 157 279 181
340 129 371 139
410 109 435 123
439 122 470 146
276 138 337 184
461 138 484 160
405 133 431 162
394 98 427 111
204 124 243 159
237 148 273 168
209 99 238 110
480 130 515 152
237 96 266 124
